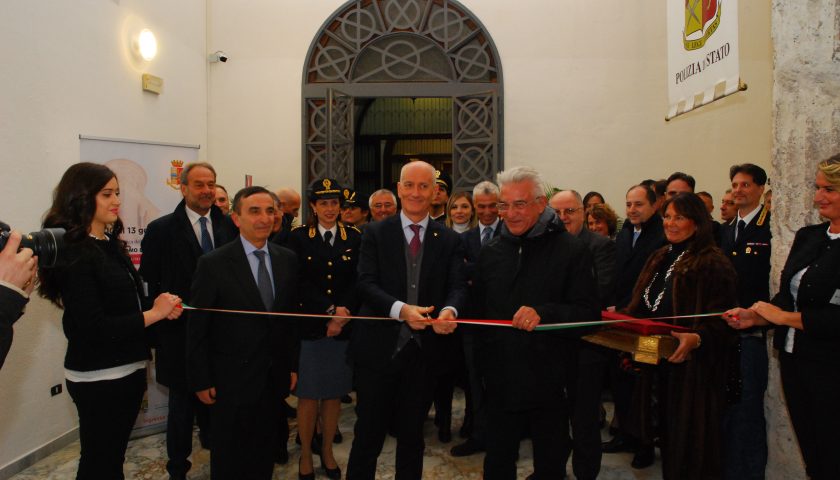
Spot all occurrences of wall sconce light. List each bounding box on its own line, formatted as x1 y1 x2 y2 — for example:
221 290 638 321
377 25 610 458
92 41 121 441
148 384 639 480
135 28 157 61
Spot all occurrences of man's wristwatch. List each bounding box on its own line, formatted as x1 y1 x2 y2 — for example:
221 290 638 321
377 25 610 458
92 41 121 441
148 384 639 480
326 305 337 316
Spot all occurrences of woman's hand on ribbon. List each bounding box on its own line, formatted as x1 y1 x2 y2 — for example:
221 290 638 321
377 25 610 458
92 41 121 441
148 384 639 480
723 307 768 329
326 307 351 337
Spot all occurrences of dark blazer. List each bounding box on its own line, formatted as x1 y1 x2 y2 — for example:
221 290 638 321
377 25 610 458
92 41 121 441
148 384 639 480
0 285 28 369
771 223 840 361
474 211 600 410
286 223 361 339
613 214 667 309
461 222 501 318
139 201 237 390
719 207 772 307
577 227 616 309
187 239 299 405
349 214 467 370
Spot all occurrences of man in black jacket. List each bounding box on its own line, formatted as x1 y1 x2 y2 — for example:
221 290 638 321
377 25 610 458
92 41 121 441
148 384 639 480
140 162 238 479
602 184 666 468
476 167 599 480
550 189 615 480
187 186 299 479
346 160 466 480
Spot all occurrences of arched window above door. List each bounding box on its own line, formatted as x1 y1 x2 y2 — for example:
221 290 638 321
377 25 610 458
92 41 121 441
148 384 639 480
302 0 503 196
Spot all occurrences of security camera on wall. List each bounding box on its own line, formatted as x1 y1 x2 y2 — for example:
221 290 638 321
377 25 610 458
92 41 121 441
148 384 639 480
208 51 228 63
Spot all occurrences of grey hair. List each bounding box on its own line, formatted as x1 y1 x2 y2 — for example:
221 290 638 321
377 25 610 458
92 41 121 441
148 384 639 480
496 166 546 199
399 160 435 182
368 188 397 208
472 181 500 198
179 162 217 185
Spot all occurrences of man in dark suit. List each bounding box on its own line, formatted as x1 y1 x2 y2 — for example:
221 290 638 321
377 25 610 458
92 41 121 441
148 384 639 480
550 189 615 480
346 160 466 480
719 163 771 480
475 168 599 480
140 162 238 480
187 186 299 480
602 184 666 468
451 180 502 458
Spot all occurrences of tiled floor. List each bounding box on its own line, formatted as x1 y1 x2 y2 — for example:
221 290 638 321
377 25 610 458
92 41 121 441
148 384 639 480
10 392 663 479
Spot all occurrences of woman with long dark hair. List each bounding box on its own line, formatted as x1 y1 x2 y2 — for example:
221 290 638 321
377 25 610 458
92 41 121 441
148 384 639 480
625 192 738 479
38 162 182 479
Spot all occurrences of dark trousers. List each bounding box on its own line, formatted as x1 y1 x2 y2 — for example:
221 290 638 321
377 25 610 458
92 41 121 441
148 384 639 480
210 388 279 480
484 394 570 480
347 343 434 480
608 352 637 440
723 335 768 480
462 329 487 444
563 343 606 480
165 387 210 476
66 368 147 480
780 351 840 480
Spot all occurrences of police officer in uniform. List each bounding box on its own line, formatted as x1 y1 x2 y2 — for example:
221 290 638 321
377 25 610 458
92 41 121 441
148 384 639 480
286 178 362 480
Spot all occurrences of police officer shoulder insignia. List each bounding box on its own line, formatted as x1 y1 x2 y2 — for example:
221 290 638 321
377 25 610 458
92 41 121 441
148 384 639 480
308 224 317 238
337 222 348 241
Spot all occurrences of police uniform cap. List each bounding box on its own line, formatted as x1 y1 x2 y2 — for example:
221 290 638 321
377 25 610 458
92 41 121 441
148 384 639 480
308 177 343 202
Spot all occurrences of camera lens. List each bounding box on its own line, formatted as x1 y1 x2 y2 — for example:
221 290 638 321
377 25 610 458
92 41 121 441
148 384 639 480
23 228 65 267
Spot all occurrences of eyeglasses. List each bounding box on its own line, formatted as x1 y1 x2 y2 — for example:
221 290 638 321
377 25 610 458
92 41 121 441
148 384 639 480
497 199 538 212
554 207 582 216
372 203 395 209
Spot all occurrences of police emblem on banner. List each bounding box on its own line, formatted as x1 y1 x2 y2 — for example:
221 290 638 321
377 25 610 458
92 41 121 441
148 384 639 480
166 160 184 189
684 0 722 51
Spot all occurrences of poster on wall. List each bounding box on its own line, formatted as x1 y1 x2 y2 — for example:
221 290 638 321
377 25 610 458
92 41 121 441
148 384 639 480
80 135 199 437
667 0 741 120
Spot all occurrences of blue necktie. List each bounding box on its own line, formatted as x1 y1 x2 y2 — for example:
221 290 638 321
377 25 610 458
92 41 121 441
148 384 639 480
481 226 493 246
632 229 641 248
199 217 213 254
253 250 274 310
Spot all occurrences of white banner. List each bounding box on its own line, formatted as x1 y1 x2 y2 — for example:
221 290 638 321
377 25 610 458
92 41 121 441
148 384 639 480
667 0 741 119
80 136 199 436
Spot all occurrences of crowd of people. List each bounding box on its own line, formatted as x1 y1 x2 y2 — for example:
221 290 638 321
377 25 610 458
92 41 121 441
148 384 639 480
1 154 839 479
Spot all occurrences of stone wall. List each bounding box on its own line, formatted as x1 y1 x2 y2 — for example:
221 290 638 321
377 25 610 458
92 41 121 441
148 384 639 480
767 1 840 478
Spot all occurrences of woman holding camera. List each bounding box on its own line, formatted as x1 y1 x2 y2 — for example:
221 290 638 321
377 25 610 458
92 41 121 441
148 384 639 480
726 153 840 479
38 162 182 480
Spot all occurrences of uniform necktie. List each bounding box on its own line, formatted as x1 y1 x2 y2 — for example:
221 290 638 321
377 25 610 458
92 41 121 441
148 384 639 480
253 250 274 310
736 219 746 242
199 217 213 254
481 226 493 246
409 224 421 258
323 230 333 246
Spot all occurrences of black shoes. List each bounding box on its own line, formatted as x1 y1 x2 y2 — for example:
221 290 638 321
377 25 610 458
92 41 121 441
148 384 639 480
298 457 315 480
438 427 452 443
275 446 289 465
334 428 343 444
631 444 655 469
319 452 342 480
340 394 353 404
601 434 636 453
450 439 485 457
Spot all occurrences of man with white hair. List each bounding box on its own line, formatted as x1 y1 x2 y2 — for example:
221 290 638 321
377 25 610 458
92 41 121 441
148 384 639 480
474 167 599 480
368 189 398 222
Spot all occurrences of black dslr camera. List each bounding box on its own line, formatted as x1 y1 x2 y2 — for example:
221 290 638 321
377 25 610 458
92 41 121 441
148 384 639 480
0 221 66 268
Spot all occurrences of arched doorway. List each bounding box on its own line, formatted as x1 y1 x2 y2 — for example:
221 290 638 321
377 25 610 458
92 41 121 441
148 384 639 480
301 0 503 197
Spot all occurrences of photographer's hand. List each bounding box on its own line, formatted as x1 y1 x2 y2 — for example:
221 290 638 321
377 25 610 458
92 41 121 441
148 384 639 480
0 231 37 294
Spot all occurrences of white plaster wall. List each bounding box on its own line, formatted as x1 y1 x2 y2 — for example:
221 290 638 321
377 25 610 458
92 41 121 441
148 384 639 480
0 0 207 470
206 0 772 216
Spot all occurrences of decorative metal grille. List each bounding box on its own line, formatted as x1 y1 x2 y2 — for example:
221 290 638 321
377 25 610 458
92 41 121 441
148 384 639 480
303 0 503 194
306 0 499 84
453 92 498 191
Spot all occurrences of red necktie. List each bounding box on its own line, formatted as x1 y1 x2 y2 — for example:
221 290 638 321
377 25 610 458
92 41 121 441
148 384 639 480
409 224 421 258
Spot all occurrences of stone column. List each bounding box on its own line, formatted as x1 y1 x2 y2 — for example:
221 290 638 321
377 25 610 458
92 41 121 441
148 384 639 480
767 1 840 478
